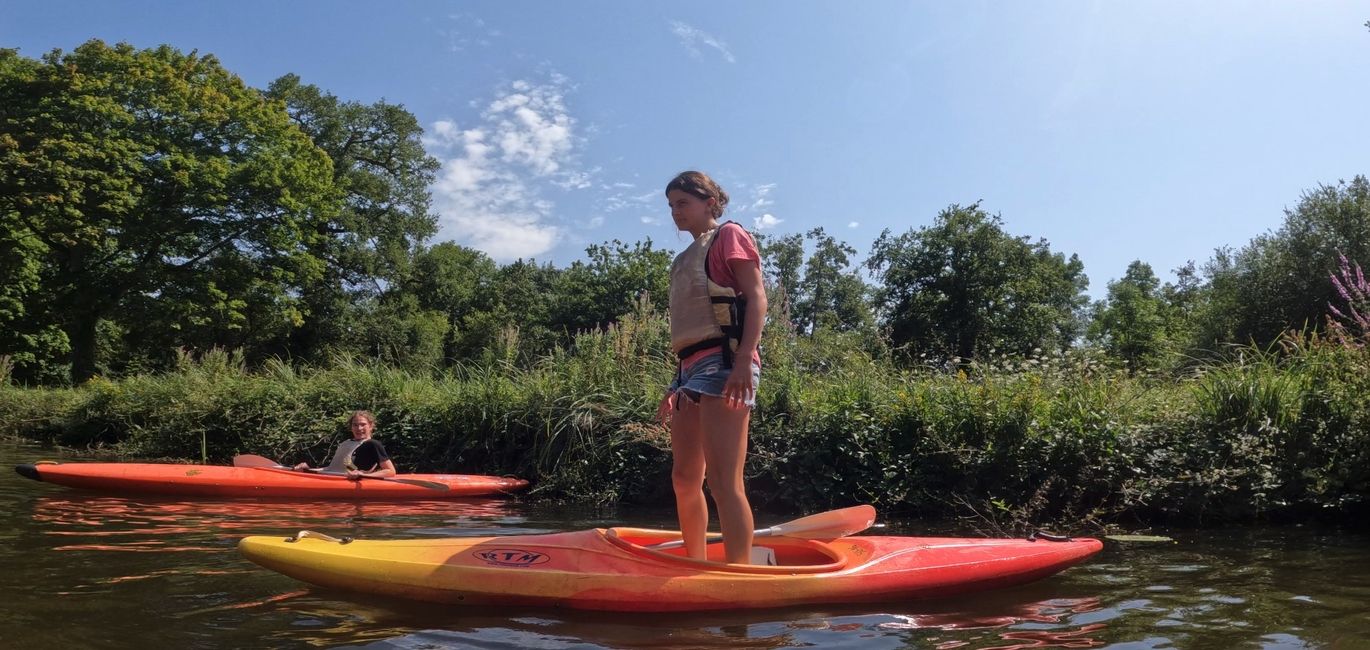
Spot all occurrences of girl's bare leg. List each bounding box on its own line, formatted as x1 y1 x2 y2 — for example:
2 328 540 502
669 395 709 559
699 395 754 564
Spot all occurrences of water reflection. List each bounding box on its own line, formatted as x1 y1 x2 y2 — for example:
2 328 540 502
301 597 1116 650
6 440 1370 649
212 582 1123 650
31 494 522 552
878 597 1104 630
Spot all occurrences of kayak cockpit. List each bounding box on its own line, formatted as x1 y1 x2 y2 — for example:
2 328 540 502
601 527 849 574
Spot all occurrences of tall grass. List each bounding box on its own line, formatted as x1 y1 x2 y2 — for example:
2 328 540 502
3 314 1368 526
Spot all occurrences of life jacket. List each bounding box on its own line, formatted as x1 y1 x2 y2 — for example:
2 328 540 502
324 439 365 473
668 221 752 369
323 439 384 472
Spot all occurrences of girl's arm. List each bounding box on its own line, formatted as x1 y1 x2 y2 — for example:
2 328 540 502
721 257 767 407
729 257 768 362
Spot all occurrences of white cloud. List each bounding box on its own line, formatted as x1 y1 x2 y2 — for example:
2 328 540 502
438 13 502 53
487 81 575 175
748 183 776 211
848 221 860 228
605 189 660 214
670 21 736 63
425 75 589 260
554 168 594 191
754 213 783 231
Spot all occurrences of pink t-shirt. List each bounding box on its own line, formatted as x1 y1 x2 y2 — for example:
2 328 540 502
681 223 763 370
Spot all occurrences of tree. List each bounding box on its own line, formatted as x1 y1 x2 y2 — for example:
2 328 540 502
0 222 68 383
549 239 671 337
757 232 804 327
866 203 1088 363
451 259 561 360
0 41 338 382
264 74 440 364
406 242 498 363
1088 261 1167 372
794 228 873 334
1198 177 1370 347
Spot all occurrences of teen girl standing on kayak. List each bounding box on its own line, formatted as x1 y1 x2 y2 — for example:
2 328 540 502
294 410 397 480
655 171 768 564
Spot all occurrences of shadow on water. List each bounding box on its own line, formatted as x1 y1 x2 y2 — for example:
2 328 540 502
3 439 1370 649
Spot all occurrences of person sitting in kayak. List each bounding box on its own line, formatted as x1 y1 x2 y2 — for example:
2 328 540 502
293 410 397 480
655 171 768 565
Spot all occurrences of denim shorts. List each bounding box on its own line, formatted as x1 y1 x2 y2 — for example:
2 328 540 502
669 350 762 408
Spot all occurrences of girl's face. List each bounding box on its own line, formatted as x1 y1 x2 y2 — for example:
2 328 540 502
349 416 375 439
667 189 716 235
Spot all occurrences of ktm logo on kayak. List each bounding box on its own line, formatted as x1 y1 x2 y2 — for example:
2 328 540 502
474 549 550 567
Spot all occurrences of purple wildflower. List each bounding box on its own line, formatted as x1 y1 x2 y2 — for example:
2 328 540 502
1328 251 1370 341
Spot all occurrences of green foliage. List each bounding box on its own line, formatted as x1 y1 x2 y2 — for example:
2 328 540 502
799 228 875 335
756 229 875 336
264 74 440 366
866 203 1089 363
345 294 450 372
1165 335 1370 520
1198 176 1370 349
469 259 561 360
548 239 671 337
0 41 338 382
756 232 804 325
8 315 1368 526
1088 261 1170 372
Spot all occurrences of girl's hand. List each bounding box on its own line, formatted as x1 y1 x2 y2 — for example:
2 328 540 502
293 462 308 471
721 364 754 409
345 469 364 481
655 390 676 425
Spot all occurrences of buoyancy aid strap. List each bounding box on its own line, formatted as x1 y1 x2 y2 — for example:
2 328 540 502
677 336 731 361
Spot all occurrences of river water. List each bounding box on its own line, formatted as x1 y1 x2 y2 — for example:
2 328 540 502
1 439 1366 649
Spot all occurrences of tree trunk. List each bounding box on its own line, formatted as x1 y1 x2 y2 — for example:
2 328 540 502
65 311 99 384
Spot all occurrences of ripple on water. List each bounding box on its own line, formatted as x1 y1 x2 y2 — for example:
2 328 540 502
5 441 1370 649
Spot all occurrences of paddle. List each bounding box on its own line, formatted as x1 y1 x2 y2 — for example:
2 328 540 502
649 504 877 550
231 453 449 491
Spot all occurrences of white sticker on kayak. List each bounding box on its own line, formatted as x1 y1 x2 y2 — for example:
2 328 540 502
474 549 551 567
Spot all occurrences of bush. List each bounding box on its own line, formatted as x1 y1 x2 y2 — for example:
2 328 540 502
4 318 1368 525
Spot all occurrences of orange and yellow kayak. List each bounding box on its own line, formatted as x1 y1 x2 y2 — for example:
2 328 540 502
238 526 1102 611
14 461 528 499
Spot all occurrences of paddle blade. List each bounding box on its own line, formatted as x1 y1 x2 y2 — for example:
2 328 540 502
766 504 877 540
375 476 450 491
649 504 878 550
232 454 282 468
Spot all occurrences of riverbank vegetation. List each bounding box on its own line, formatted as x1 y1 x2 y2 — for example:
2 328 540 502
4 313 1369 529
3 41 1369 528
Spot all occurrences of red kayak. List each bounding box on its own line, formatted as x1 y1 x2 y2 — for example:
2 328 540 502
14 461 528 499
238 524 1103 611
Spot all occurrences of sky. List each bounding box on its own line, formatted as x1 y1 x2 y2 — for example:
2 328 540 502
5 1 1369 296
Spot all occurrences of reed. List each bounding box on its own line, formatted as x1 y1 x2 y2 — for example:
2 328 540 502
3 318 1367 525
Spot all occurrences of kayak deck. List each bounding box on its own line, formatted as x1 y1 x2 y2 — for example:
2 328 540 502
15 461 528 499
238 527 1103 611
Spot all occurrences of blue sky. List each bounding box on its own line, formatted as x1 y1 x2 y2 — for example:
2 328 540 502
5 1 1369 296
